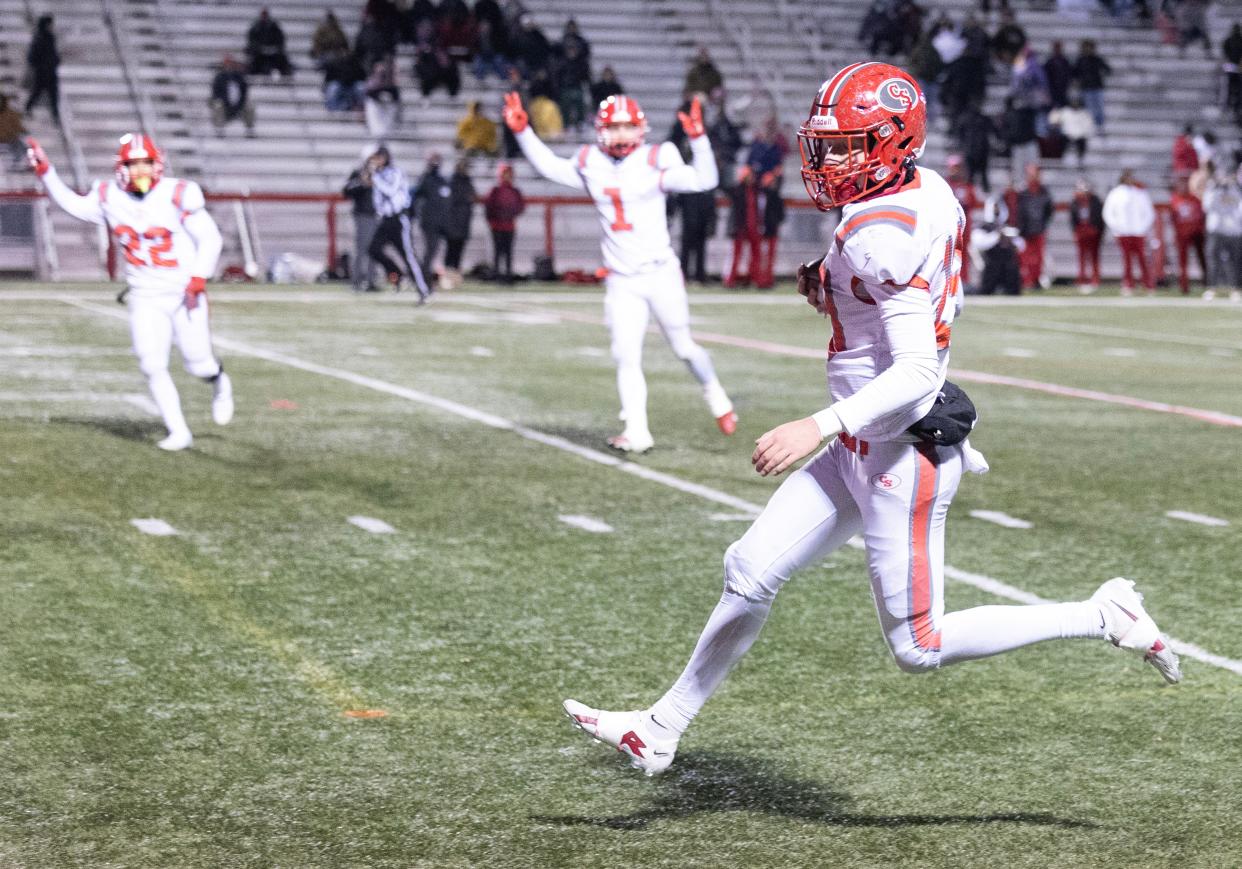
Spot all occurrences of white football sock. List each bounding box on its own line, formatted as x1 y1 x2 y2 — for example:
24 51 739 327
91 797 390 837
649 590 772 735
148 369 189 436
938 601 1106 665
616 361 649 437
702 379 733 417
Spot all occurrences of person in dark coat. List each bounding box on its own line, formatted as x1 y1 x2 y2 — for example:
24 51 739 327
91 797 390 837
413 153 451 274
24 15 60 123
441 157 477 289
1043 40 1073 109
1072 39 1111 132
1069 178 1105 291
344 150 380 291
1015 162 1053 289
953 101 995 193
483 162 525 283
209 55 256 137
755 169 785 289
590 66 624 109
246 8 293 79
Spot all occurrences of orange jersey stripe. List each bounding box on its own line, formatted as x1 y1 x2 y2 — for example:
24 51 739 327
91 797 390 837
835 209 917 242
908 443 942 652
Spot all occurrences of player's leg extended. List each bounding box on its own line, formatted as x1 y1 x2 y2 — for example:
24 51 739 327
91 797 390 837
855 441 1106 672
648 443 863 733
647 261 736 433
173 298 232 426
398 214 431 298
130 297 190 447
604 276 652 449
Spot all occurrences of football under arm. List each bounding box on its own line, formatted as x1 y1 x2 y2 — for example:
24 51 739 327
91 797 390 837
182 208 223 279
659 136 719 193
40 167 106 225
827 289 942 435
514 128 586 190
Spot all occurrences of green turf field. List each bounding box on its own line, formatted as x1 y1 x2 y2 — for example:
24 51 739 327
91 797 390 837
1 282 1239 868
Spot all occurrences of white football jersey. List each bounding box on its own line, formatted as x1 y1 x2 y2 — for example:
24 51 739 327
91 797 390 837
820 167 965 441
515 130 718 277
41 167 223 298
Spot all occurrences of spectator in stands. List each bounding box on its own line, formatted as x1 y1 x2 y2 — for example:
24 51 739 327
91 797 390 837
483 162 524 283
1202 164 1242 296
414 19 462 98
245 8 293 80
1048 94 1094 168
954 100 995 192
355 11 397 72
725 166 762 289
1169 175 1207 295
1015 162 1053 290
999 96 1039 181
473 20 512 81
590 66 624 109
365 0 403 35
210 55 256 138
0 94 27 170
1043 40 1073 109
684 47 724 100
1171 124 1200 179
528 72 564 139
990 9 1026 65
311 12 350 70
439 157 476 291
555 38 591 133
24 15 59 125
706 97 744 181
1173 0 1211 56
1223 24 1242 124
908 19 946 126
1103 169 1156 295
1010 45 1051 137
858 1 901 57
511 14 553 78
560 17 592 69
756 169 785 290
402 0 438 43
439 0 479 65
456 100 499 156
945 154 981 287
323 51 367 112
473 0 509 50
1069 178 1105 293
1072 39 1110 132
364 56 401 139
344 148 379 292
414 153 451 275
745 116 788 178
366 146 432 300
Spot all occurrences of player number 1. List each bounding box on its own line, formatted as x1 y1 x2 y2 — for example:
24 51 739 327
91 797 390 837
602 187 633 232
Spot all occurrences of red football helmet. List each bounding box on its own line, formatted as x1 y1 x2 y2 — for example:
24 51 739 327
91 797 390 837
595 95 647 160
797 62 926 211
114 132 164 194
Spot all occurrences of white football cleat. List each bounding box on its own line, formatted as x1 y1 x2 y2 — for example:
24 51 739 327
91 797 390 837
211 372 234 425
606 431 654 454
563 699 679 776
1092 577 1181 684
157 429 193 451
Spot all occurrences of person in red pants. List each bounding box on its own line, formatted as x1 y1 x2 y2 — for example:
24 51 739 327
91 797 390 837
1168 176 1207 295
1069 179 1105 292
754 168 785 289
945 155 981 287
725 166 762 288
1015 163 1053 290
1103 169 1155 295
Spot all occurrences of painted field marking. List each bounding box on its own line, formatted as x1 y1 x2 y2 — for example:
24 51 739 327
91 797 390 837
963 312 1242 354
1166 510 1230 527
710 512 761 522
124 393 160 415
558 514 614 533
469 346 495 357
969 510 1033 529
1002 348 1037 358
131 518 178 536
348 515 396 534
64 299 1242 678
1101 347 1139 357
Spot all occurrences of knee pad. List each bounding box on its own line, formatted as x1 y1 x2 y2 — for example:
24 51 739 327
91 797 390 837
184 356 221 380
722 541 778 604
139 356 170 379
664 329 699 362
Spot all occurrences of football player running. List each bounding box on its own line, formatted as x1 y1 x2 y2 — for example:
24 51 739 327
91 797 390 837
29 133 231 451
503 91 736 454
562 62 1180 776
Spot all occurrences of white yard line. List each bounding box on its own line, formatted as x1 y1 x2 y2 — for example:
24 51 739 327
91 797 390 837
557 515 614 533
123 393 159 415
1002 348 1037 358
131 518 178 536
1165 510 1230 527
62 298 1242 678
969 510 1034 529
964 313 1242 353
348 515 397 534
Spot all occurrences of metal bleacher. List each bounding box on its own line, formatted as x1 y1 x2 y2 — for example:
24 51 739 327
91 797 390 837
0 0 1235 282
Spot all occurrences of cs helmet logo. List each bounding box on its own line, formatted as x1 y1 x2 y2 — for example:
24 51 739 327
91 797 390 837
870 473 901 490
877 79 918 112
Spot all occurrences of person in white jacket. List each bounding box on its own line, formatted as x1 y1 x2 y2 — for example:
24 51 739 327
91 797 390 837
1102 169 1155 294
28 133 232 451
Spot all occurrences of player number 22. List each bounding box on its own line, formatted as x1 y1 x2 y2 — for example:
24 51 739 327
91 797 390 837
113 225 179 268
602 187 633 232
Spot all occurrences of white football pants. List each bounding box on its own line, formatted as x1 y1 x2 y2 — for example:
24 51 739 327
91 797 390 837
604 259 726 439
650 437 1104 733
129 293 221 436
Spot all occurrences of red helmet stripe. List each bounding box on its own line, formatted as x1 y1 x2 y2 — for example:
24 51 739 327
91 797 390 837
823 61 883 119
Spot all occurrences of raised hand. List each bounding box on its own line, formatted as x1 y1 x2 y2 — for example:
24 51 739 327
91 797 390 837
502 92 529 134
25 137 50 177
678 97 705 139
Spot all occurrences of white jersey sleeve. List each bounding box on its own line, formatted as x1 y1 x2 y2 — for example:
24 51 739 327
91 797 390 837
514 128 587 190
657 137 719 193
177 181 222 280
40 167 106 225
